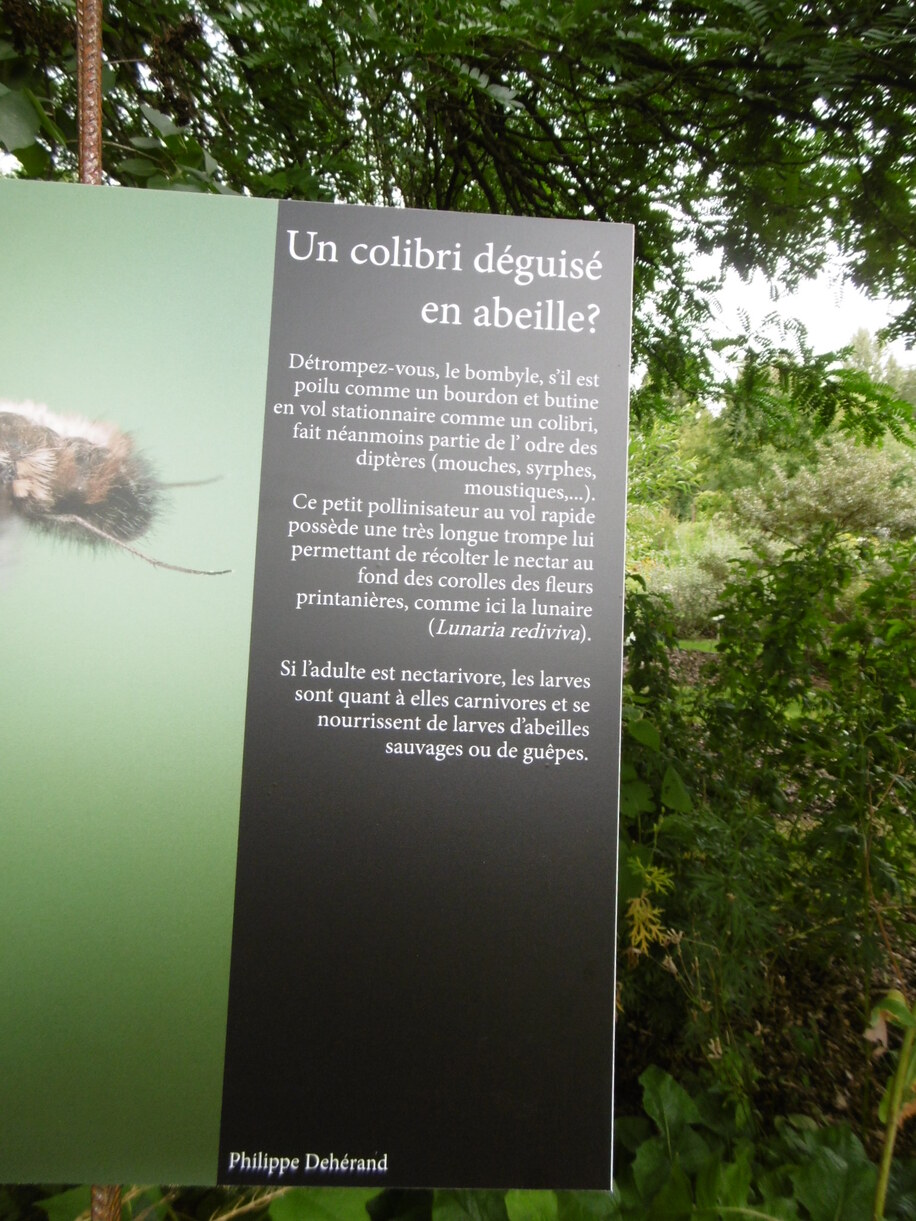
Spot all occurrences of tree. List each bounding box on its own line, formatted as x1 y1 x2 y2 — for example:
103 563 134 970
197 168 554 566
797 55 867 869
2 0 915 413
847 327 916 404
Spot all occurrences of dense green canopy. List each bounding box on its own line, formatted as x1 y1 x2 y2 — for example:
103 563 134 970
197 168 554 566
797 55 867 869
2 0 914 412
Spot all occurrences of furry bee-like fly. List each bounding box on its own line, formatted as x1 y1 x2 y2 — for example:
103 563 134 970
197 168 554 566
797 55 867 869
0 400 229 575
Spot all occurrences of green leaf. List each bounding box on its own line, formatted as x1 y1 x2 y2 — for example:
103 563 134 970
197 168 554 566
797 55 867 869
632 1136 673 1201
628 719 661 752
269 1187 383 1221
22 87 68 146
871 991 916 1030
140 102 181 136
654 814 695 842
505 1191 558 1221
36 1188 92 1221
620 777 654 818
756 1191 802 1221
877 1044 916 1124
660 767 693 813
614 1116 653 1155
11 140 49 176
0 89 41 151
647 1163 693 1219
432 1192 509 1221
640 1066 702 1140
789 1139 876 1221
886 1158 916 1218
694 1145 753 1208
117 156 159 176
555 1192 617 1221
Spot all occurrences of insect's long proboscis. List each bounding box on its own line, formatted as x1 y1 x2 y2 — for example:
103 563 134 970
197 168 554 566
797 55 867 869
54 513 232 575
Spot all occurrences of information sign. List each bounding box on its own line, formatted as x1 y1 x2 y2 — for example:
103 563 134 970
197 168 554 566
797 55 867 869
0 181 632 1188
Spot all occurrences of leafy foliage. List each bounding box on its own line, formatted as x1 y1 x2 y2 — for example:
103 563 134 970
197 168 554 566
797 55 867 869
709 534 916 976
635 332 916 634
720 339 915 446
3 0 916 409
619 529 916 1140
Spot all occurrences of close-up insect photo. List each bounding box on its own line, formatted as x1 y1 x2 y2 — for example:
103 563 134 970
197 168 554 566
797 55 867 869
0 399 229 576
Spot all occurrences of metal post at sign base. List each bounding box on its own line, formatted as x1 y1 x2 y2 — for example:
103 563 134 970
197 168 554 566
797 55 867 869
76 0 119 1215
91 1187 122 1221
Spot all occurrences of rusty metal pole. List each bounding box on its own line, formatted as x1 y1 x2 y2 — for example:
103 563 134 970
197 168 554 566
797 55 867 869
90 1186 122 1221
76 0 103 184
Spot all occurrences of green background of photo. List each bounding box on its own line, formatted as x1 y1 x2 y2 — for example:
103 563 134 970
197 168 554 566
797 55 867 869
0 181 276 1182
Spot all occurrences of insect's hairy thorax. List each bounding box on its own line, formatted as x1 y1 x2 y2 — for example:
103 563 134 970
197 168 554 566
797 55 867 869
0 411 159 541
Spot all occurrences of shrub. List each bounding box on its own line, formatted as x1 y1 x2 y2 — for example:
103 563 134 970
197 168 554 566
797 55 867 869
733 434 916 542
643 522 749 637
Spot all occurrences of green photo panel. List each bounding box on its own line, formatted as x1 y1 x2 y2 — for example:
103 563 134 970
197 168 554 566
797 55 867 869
0 180 276 1183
